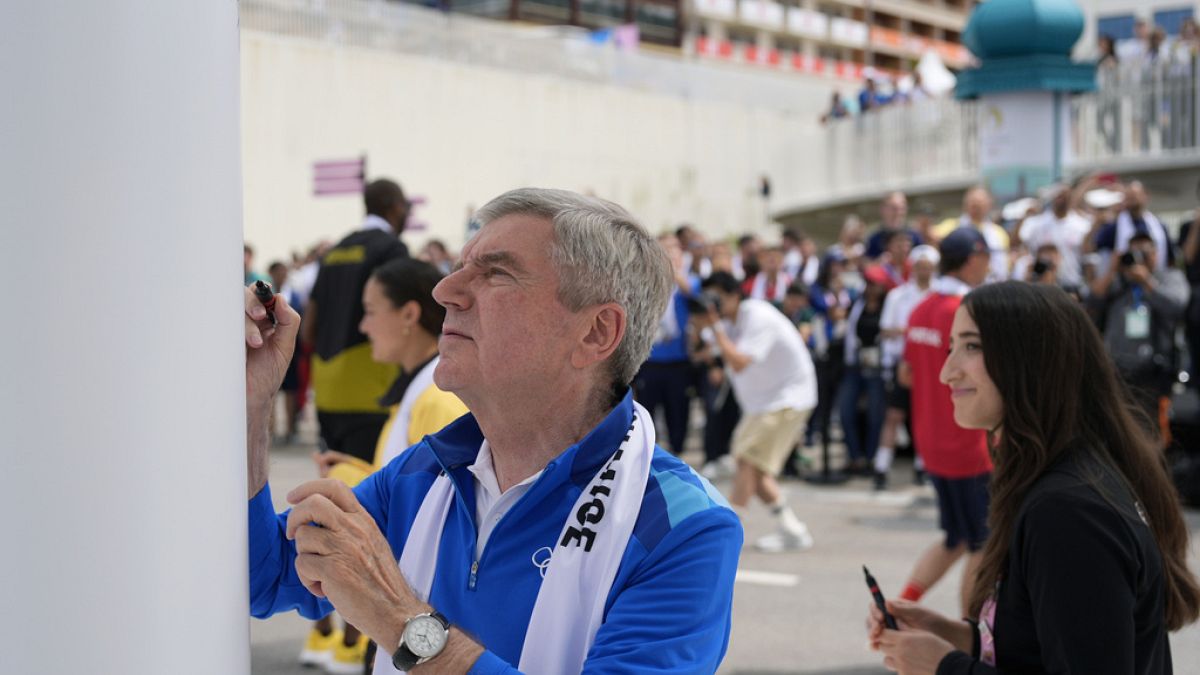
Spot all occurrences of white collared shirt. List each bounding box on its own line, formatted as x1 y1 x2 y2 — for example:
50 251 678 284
361 214 392 233
467 442 543 558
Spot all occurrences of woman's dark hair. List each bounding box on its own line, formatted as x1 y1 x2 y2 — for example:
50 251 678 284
370 258 446 337
815 255 844 289
962 282 1200 630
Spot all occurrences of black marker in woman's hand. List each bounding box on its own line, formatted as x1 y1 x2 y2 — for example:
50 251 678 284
864 565 899 630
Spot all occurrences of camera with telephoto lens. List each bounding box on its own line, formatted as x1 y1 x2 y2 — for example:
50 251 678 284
1120 249 1147 268
1032 258 1056 277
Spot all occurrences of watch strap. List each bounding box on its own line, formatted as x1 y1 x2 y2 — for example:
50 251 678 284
391 611 451 671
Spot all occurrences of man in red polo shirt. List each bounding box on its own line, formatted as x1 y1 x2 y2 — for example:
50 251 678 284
897 227 993 616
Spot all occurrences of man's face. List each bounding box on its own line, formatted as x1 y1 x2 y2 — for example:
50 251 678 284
269 266 288 290
1052 190 1070 213
432 214 588 404
761 250 783 274
659 235 684 272
389 201 411 232
881 194 907 228
1129 240 1157 269
886 234 912 263
1126 183 1148 212
782 293 808 316
677 227 695 247
716 289 740 320
912 259 935 283
963 252 992 286
964 189 992 223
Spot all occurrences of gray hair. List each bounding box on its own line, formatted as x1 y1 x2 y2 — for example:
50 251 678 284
474 188 672 392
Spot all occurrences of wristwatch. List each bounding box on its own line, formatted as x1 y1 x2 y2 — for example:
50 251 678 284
392 610 451 671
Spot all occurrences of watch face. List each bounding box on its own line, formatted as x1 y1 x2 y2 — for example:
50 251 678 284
403 615 448 658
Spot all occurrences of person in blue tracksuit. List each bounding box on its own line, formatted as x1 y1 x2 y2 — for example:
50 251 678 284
244 188 742 674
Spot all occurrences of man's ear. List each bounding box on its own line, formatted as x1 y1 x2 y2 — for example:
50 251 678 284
571 303 626 370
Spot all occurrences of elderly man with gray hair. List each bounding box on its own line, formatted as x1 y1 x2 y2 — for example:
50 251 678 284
243 188 742 674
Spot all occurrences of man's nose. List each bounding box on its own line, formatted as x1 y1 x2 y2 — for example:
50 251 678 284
433 269 468 310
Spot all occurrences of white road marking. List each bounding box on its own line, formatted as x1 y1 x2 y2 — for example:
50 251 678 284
735 569 800 587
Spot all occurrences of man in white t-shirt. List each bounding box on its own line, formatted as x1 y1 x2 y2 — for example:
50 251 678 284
1018 183 1093 287
932 186 1010 281
695 272 819 552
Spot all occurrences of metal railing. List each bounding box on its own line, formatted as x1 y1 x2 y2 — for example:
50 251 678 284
1071 58 1200 166
800 58 1200 206
811 96 979 201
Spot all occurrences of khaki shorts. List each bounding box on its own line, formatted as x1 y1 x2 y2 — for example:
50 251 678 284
731 407 812 476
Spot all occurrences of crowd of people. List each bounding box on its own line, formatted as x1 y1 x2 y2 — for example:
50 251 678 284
243 175 1200 674
251 174 1200 506
821 70 940 124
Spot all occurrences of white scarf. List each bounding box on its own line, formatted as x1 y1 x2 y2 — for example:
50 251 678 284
379 357 441 466
749 272 791 303
374 402 657 674
1116 210 1168 273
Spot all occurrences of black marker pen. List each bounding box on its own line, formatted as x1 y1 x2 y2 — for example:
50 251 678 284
253 280 277 327
863 565 899 630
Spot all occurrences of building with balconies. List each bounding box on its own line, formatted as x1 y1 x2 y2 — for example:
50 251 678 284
687 0 973 81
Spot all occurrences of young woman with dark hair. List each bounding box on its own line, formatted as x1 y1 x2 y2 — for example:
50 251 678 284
304 258 468 672
868 281 1200 674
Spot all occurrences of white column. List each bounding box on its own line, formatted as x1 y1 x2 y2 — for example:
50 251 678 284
0 3 247 674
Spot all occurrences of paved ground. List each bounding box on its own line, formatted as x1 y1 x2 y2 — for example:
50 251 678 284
250 427 1200 674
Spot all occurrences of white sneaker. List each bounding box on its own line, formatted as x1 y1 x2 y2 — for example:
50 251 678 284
754 527 814 552
701 455 736 481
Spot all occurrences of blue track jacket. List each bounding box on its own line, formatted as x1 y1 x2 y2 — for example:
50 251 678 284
249 391 743 673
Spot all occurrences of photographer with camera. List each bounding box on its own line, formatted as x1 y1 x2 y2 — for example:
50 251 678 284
693 271 819 552
1090 232 1190 426
1017 243 1085 301
1028 247 1058 284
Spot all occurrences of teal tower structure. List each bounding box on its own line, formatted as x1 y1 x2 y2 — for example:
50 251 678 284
955 0 1096 200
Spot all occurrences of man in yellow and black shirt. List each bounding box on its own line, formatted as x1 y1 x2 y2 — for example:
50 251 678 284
302 178 410 462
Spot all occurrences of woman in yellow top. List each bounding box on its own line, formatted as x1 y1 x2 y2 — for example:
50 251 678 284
303 257 467 672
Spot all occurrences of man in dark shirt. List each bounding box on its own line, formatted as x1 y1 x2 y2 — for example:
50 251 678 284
1090 232 1189 422
303 178 410 462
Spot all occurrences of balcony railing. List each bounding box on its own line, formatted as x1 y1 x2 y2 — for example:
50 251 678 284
787 58 1200 208
1071 60 1200 167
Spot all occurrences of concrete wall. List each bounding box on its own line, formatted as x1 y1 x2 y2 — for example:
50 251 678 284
241 31 829 264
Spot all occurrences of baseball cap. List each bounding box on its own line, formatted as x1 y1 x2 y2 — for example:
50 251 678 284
863 264 896 290
1085 188 1125 209
939 227 989 271
908 244 940 265
1038 182 1069 201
